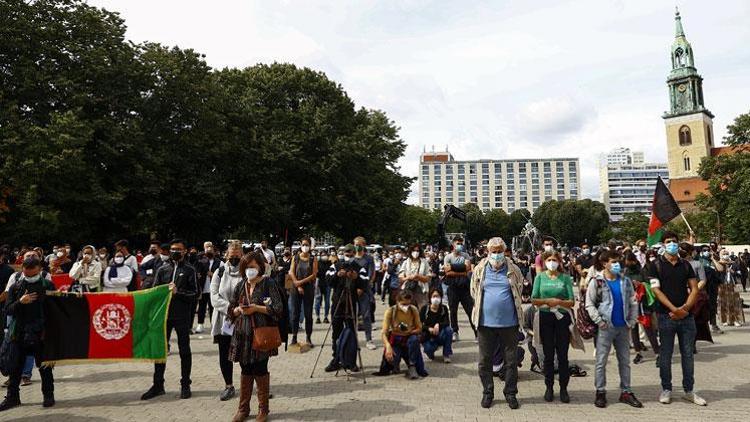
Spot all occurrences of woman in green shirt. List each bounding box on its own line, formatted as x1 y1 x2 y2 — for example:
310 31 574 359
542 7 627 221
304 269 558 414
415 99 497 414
532 250 575 404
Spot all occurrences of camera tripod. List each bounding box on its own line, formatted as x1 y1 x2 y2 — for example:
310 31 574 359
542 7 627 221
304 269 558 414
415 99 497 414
309 278 367 384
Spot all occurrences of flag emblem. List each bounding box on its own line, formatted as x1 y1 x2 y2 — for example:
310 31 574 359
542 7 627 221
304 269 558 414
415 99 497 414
92 303 132 341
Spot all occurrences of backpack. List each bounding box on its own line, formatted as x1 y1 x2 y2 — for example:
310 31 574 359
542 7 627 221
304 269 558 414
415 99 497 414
335 325 358 370
575 278 603 340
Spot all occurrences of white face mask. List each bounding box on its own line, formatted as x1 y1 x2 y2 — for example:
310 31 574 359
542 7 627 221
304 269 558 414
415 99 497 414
544 245 554 253
160 254 169 261
301 246 310 253
411 251 420 259
399 304 410 313
649 257 657 262
83 254 92 260
395 253 402 260
99 253 107 259
114 257 124 264
430 297 441 306
545 261 559 271
56 251 64 258
245 268 259 279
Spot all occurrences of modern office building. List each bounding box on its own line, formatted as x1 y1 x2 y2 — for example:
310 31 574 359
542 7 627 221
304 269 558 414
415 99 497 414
599 148 669 222
419 150 580 214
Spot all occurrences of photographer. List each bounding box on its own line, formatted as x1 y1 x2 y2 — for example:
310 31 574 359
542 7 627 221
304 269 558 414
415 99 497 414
375 290 428 379
324 245 368 373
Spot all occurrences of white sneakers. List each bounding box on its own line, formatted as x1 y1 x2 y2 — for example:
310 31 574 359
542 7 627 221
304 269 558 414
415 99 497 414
683 392 708 406
660 390 707 406
659 390 672 404
194 324 204 334
452 332 459 342
365 341 377 350
443 356 451 364
733 321 742 327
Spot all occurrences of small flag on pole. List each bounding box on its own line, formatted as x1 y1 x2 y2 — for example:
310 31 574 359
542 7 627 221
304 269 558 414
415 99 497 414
647 176 682 246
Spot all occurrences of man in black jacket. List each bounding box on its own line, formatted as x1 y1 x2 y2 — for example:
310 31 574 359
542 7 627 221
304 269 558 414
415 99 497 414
141 239 199 400
193 245 221 333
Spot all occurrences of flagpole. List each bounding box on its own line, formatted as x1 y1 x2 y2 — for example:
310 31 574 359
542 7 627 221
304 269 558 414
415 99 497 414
680 213 695 239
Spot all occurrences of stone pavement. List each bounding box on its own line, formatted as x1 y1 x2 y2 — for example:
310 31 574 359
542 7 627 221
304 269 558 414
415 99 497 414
3 296 749 422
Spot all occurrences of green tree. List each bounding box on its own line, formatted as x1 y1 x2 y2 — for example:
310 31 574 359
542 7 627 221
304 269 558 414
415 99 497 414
698 110 750 243
485 208 512 242
509 209 532 239
616 212 650 244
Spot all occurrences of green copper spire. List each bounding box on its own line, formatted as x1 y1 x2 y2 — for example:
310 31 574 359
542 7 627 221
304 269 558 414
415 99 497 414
675 7 685 37
664 8 712 119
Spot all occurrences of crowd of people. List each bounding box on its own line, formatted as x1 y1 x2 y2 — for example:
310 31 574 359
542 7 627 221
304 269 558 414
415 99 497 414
0 232 747 419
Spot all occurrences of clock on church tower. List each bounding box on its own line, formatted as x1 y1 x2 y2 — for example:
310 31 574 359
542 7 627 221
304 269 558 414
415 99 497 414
663 8 714 181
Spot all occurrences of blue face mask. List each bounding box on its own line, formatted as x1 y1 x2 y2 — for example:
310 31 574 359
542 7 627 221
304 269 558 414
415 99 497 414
610 263 622 275
665 242 679 256
455 245 464 252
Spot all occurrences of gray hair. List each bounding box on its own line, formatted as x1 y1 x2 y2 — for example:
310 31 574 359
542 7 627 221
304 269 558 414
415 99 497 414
487 237 507 250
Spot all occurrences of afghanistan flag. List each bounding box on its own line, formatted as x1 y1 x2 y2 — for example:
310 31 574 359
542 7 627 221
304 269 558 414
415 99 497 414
647 176 682 246
42 285 172 365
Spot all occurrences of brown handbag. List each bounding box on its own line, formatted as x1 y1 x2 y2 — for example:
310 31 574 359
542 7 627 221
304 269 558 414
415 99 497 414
245 280 282 352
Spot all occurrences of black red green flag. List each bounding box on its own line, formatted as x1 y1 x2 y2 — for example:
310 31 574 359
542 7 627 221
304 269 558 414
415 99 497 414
647 176 682 246
42 285 172 365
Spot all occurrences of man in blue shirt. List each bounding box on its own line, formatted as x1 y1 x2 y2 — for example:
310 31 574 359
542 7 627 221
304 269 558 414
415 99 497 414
470 237 525 410
585 250 642 409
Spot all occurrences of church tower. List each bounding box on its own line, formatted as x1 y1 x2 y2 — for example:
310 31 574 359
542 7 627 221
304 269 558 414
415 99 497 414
663 8 714 180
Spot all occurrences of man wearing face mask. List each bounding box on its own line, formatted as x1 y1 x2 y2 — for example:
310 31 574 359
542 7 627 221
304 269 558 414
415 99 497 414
49 244 72 275
142 238 199 401
471 237 525 410
324 245 368 373
140 243 168 290
0 257 56 411
586 250 642 409
141 240 162 266
352 236 377 351
575 242 595 282
634 240 648 266
259 239 277 278
444 237 476 342
647 232 706 407
698 247 722 333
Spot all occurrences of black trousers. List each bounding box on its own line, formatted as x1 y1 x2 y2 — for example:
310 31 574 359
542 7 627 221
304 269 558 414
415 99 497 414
539 311 571 389
154 319 192 388
7 341 54 400
196 292 212 325
447 284 476 335
216 334 233 385
478 326 518 396
240 359 269 376
291 283 315 340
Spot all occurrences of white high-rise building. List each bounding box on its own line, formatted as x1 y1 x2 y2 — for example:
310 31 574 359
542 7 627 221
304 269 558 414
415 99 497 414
419 150 580 214
599 148 669 222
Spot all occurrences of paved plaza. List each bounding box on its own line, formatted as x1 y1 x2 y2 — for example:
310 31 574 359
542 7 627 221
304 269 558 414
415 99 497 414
4 296 749 422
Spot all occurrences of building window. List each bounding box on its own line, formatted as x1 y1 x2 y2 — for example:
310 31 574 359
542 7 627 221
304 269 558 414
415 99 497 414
683 156 691 171
707 125 712 146
679 125 692 146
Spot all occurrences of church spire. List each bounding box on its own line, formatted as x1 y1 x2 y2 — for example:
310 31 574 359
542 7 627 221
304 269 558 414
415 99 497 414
674 7 685 37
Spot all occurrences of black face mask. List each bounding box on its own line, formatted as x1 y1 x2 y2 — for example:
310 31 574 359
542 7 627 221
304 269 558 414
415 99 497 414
171 251 183 261
149 248 158 255
229 257 240 267
206 252 214 259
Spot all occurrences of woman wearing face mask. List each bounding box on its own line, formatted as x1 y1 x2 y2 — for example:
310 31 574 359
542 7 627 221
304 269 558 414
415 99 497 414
419 288 453 363
209 241 244 401
49 246 72 275
288 237 318 347
398 244 431 309
103 251 133 293
228 252 283 422
314 253 332 324
531 251 575 403
68 245 102 292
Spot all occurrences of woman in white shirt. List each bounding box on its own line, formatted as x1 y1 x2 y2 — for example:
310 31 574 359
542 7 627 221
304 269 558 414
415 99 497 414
103 251 133 292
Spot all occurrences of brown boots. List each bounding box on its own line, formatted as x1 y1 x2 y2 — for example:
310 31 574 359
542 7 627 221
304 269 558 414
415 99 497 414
255 374 270 422
232 375 254 422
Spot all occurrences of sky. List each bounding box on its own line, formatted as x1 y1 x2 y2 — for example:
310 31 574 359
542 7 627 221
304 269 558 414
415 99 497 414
89 0 750 202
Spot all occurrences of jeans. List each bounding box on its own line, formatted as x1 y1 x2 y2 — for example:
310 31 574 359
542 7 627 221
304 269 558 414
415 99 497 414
216 334 233 386
154 319 192 388
358 292 373 341
422 326 454 359
22 355 34 378
291 283 314 340
594 325 631 393
314 283 331 319
539 311 570 389
390 334 427 375
7 342 53 400
658 313 696 392
447 284 476 336
477 325 518 396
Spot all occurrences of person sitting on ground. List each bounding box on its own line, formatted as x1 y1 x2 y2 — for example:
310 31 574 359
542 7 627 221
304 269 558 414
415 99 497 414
419 288 453 363
374 290 428 379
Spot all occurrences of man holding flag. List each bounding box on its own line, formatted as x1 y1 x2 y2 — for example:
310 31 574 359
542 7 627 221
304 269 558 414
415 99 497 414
141 239 199 401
